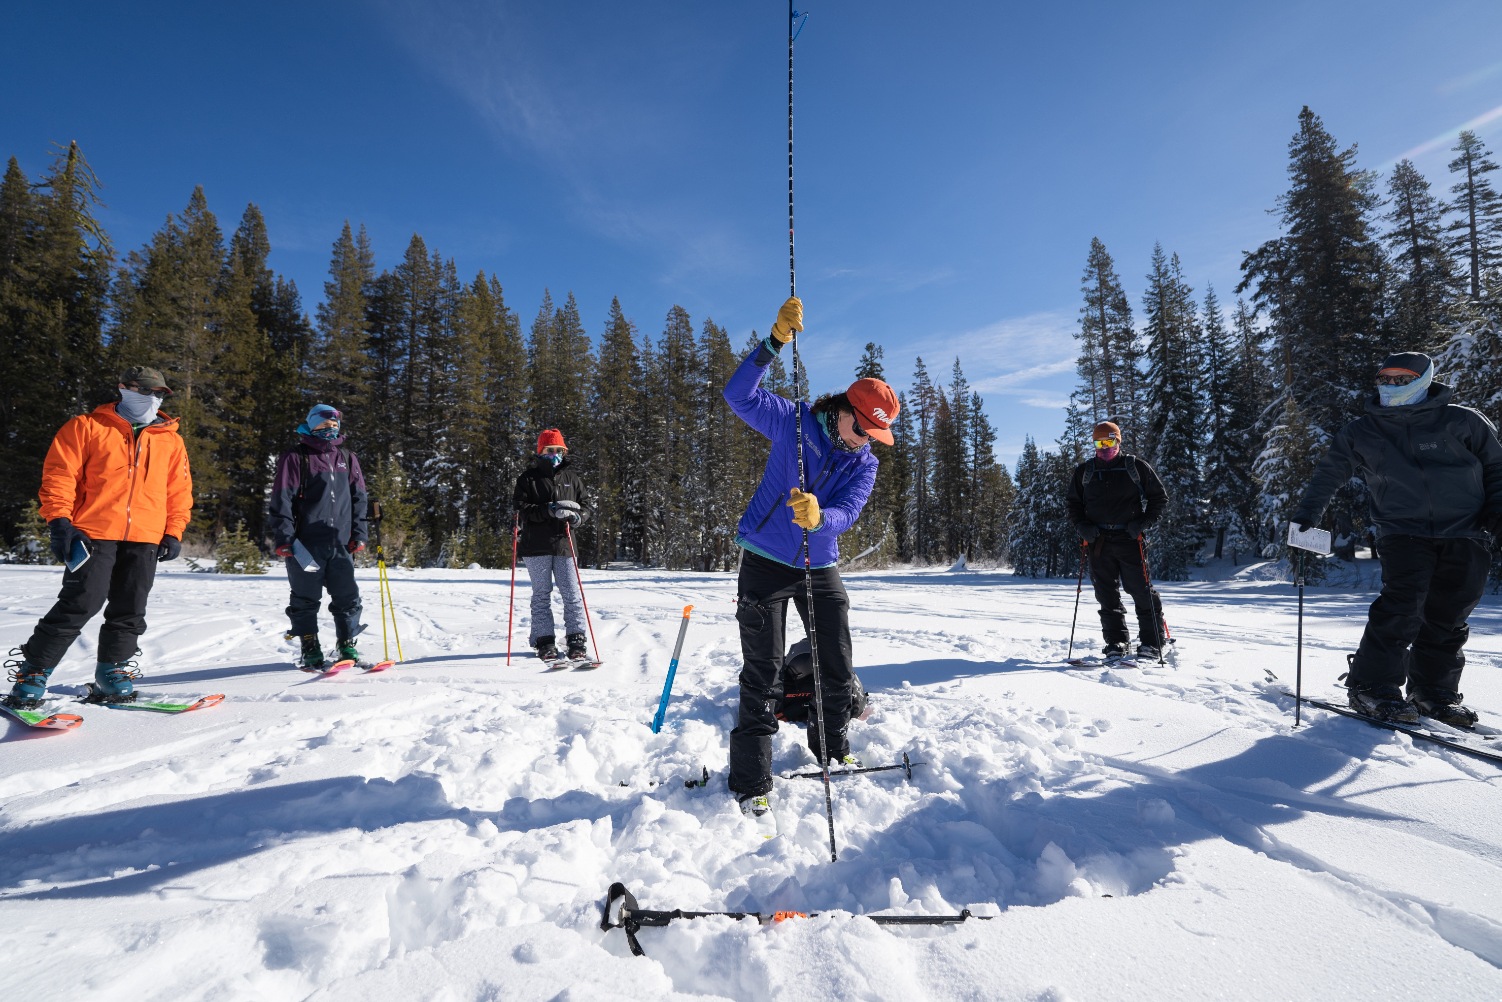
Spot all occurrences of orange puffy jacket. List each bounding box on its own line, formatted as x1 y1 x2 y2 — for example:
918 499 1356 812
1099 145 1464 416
37 403 193 543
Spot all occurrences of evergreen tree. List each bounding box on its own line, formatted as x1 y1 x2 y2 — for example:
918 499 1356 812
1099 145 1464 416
311 221 375 406
1076 238 1143 436
1008 437 1049 576
644 305 699 568
593 299 645 563
1201 287 1259 560
1141 246 1206 579
1383 159 1456 342
908 358 940 561
1445 130 1502 302
1238 107 1384 541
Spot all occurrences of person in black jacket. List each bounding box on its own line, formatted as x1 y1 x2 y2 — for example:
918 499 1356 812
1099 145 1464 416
512 428 591 662
1066 420 1170 661
267 404 370 670
1291 352 1502 727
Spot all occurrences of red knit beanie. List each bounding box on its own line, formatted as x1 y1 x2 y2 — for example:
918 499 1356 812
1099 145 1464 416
536 428 567 452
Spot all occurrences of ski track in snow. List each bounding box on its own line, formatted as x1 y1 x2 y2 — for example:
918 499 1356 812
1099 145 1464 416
2 562 1501 1000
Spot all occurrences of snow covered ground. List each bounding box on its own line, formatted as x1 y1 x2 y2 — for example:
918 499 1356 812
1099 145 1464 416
2 559 1501 1001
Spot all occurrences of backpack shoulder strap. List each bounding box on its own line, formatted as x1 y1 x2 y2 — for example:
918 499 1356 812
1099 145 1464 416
1125 456 1144 493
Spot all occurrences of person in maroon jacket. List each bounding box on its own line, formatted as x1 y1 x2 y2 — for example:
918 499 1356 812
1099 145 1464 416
267 404 369 670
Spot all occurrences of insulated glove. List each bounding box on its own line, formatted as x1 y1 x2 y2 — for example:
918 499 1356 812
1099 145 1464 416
156 534 181 562
786 488 822 530
549 500 583 525
275 544 294 558
48 517 89 565
1076 523 1099 542
348 540 366 554
770 296 803 344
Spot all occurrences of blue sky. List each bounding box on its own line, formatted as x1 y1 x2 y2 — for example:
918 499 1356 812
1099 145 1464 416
5 1 1502 466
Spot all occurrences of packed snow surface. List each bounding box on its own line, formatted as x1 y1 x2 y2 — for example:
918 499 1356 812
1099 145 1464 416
3 561 1501 1000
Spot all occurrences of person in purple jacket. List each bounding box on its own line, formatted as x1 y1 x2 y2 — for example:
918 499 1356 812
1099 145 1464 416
722 296 900 822
267 404 370 670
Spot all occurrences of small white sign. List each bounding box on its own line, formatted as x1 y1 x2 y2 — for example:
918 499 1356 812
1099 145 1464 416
1287 524 1333 556
291 538 321 572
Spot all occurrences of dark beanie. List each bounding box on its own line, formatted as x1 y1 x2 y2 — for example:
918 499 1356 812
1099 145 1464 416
1092 420 1121 440
1378 352 1432 376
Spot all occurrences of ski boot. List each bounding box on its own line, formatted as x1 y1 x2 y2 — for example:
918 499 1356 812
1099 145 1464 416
4 648 53 710
297 634 326 671
336 638 361 665
1136 643 1161 661
1410 689 1480 729
534 636 560 663
738 793 772 819
565 632 589 662
91 658 142 703
1347 684 1420 724
837 753 864 768
1102 643 1130 664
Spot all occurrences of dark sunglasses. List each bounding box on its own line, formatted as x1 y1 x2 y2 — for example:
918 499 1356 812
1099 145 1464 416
1376 373 1417 386
850 411 872 441
125 383 170 397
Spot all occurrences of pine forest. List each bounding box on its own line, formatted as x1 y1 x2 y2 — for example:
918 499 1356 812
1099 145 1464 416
4 106 1501 580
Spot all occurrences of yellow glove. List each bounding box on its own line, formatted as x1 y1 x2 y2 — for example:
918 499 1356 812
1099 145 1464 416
787 487 822 530
770 296 803 344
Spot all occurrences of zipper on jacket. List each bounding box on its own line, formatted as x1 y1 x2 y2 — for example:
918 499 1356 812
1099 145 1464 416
124 427 146 535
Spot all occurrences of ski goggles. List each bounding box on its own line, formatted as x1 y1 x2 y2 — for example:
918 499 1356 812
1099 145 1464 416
540 445 567 455
1092 436 1119 449
1376 372 1418 386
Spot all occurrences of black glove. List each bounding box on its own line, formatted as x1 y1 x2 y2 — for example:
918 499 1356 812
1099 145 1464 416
549 500 583 525
49 517 89 564
157 534 181 562
1289 514 1316 533
1125 519 1145 538
1076 522 1099 542
1484 512 1502 537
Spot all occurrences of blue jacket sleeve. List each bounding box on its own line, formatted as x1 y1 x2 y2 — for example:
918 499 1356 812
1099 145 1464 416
723 340 795 440
815 458 877 536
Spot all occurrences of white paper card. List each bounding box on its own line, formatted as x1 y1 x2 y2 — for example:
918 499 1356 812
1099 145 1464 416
291 538 321 572
1287 524 1332 555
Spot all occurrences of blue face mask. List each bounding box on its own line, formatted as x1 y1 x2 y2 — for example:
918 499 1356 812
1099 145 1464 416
1377 366 1433 408
311 424 340 441
543 453 564 467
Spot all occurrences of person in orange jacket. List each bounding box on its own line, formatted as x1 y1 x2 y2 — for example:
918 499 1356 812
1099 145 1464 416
3 365 193 708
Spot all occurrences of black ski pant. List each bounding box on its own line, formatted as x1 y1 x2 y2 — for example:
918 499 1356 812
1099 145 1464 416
729 551 853 797
285 540 363 643
22 540 159 668
1089 531 1165 648
1349 535 1489 697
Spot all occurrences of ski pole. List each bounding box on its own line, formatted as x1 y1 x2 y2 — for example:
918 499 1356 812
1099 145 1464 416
372 501 404 663
601 882 985 959
507 510 519 666
1067 539 1088 660
651 605 694 733
1294 547 1305 728
1136 534 1167 665
564 522 601 664
786 0 837 864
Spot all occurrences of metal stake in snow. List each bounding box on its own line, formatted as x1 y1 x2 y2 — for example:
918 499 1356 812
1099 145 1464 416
651 605 694 733
786 1 837 864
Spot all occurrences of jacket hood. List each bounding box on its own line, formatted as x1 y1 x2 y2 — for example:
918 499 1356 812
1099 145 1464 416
96 401 179 432
297 431 347 451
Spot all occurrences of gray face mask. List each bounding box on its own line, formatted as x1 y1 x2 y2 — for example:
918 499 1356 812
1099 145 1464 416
117 387 162 425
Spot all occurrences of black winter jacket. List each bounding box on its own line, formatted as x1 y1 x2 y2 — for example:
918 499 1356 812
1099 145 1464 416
513 456 590 558
267 435 369 549
1292 382 1502 539
1066 454 1168 531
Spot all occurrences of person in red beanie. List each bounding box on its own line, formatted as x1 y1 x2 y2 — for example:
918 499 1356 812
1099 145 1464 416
512 428 591 663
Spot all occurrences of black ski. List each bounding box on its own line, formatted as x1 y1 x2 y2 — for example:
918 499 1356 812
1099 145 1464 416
600 882 989 958
1281 690 1502 766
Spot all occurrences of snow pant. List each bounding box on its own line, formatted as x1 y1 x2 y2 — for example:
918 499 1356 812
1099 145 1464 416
285 541 363 642
1348 535 1489 697
524 555 586 644
22 540 159 668
729 551 853 797
1089 531 1165 647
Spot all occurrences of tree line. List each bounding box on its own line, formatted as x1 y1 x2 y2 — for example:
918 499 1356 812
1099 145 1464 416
0 142 1012 571
1008 108 1502 581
